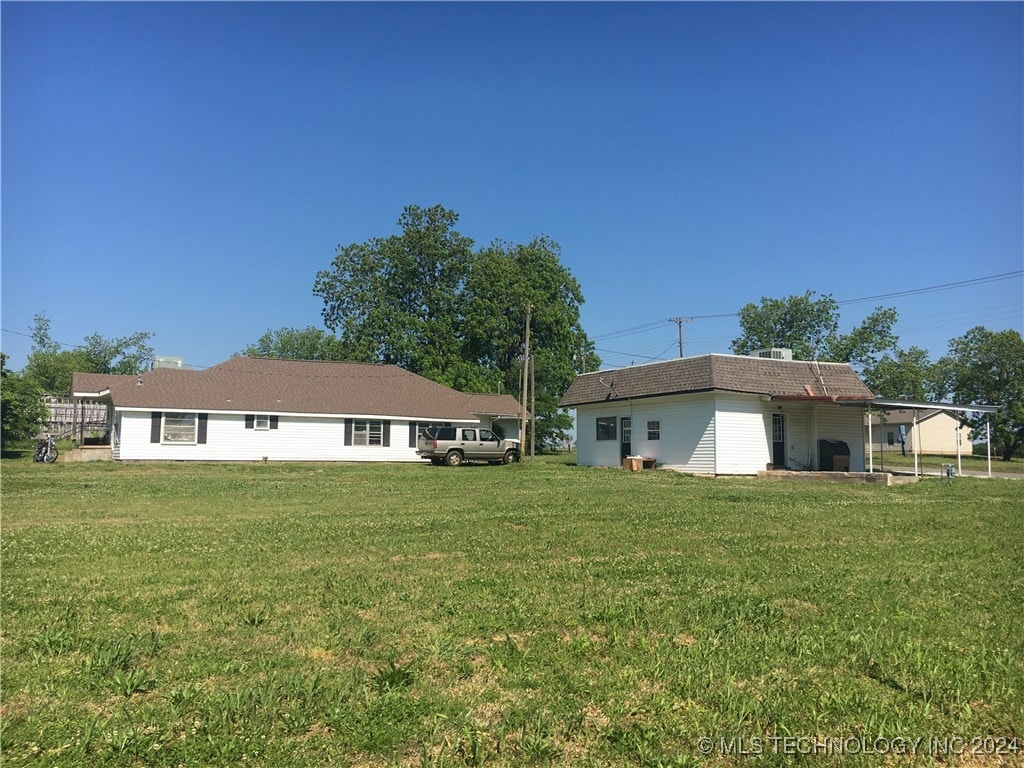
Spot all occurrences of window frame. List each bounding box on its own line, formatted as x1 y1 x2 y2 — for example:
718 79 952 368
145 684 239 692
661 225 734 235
352 419 384 447
647 420 661 441
162 412 198 445
253 414 271 431
596 417 617 441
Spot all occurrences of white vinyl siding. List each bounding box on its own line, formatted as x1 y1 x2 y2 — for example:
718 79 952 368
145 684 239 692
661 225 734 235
575 404 628 467
574 393 716 473
772 403 866 471
776 406 812 471
815 405 866 472
573 393 866 475
116 411 439 462
714 394 771 474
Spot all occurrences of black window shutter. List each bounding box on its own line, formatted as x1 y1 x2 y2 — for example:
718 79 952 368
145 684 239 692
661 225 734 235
344 418 353 446
382 420 391 448
270 415 279 430
408 421 418 448
150 412 162 443
245 414 255 429
197 414 208 444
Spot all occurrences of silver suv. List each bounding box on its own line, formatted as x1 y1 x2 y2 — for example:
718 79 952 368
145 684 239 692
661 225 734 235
416 426 520 466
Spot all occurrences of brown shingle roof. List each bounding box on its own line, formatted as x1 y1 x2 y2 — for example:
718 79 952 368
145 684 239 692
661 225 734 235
559 354 874 407
73 357 526 421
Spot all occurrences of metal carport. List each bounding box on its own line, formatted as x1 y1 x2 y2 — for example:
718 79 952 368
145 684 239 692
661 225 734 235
840 398 1001 478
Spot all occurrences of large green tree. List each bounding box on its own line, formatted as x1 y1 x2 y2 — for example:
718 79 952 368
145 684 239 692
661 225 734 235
1 353 48 447
23 313 154 396
938 326 1023 461
861 346 940 400
309 205 597 447
463 237 595 443
313 204 473 381
240 327 347 361
731 291 898 368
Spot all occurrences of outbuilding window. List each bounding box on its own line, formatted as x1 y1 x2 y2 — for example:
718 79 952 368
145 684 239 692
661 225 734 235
596 417 617 441
647 420 661 441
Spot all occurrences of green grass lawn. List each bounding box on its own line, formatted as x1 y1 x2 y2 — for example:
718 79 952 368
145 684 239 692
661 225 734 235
2 458 1021 767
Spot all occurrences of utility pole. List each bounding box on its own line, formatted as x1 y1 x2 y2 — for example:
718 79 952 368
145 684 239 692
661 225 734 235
670 317 692 358
520 303 531 463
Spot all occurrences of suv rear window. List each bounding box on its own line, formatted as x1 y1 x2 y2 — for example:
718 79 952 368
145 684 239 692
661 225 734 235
425 426 457 441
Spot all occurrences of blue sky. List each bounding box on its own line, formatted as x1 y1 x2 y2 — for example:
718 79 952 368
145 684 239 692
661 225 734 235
2 2 1021 374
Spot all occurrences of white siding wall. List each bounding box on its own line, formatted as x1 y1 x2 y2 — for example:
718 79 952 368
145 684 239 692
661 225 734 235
816 405 866 472
714 394 772 474
766 403 866 471
575 396 866 475
575 403 627 468
117 411 446 462
775 404 814 470
574 394 717 473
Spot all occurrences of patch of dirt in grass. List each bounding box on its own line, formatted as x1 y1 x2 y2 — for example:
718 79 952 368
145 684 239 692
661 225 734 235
772 597 819 619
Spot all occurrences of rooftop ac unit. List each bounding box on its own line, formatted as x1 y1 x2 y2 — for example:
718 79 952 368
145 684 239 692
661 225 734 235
752 348 794 361
153 356 184 370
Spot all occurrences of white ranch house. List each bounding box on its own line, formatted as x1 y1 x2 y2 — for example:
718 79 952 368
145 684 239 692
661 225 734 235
561 354 875 475
71 356 526 462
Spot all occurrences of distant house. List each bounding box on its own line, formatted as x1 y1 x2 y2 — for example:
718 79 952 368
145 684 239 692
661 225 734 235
560 354 874 475
71 356 526 462
865 408 970 457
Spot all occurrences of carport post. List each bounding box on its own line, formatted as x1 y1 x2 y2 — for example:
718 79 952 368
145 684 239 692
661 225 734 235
956 423 962 477
987 417 992 478
866 404 874 473
913 409 920 478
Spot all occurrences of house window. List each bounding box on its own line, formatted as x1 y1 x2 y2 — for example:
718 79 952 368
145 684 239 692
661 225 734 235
353 419 384 446
163 413 197 444
596 417 617 441
647 420 661 441
254 414 271 430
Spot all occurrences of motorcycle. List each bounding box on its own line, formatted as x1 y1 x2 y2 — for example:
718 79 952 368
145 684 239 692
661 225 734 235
33 433 58 464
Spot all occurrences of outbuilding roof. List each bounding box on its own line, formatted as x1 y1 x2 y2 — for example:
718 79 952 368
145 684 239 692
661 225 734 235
559 354 874 407
73 356 527 421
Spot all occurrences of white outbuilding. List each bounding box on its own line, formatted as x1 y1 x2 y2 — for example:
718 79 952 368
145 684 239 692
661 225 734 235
560 353 875 475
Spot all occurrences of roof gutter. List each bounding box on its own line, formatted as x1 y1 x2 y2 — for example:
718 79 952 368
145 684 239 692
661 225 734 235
770 395 866 403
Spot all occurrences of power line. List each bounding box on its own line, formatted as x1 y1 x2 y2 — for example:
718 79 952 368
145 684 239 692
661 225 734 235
588 270 1023 344
1 326 85 351
835 270 1023 306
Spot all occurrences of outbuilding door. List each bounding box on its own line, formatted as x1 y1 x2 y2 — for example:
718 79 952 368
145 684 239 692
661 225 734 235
771 413 786 468
620 417 631 460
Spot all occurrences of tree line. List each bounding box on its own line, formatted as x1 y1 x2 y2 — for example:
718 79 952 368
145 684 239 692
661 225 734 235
2 204 1021 459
